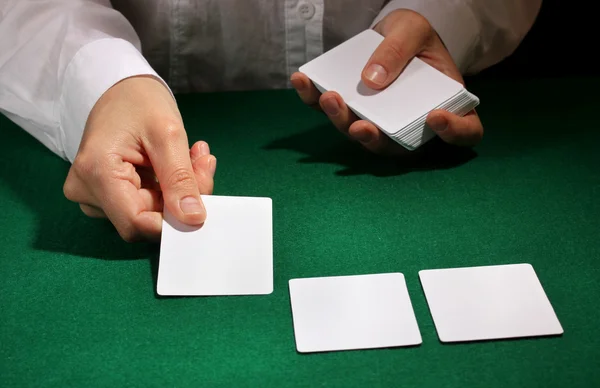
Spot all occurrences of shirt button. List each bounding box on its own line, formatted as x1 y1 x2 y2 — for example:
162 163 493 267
298 2 316 20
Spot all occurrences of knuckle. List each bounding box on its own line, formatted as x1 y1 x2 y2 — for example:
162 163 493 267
438 127 459 144
305 93 319 105
63 176 77 201
72 152 119 190
166 167 196 190
117 224 139 243
411 11 434 35
79 204 94 217
451 120 483 146
63 155 95 201
470 129 484 145
72 154 95 179
156 118 185 141
130 216 158 239
300 87 320 105
107 159 140 187
381 40 406 64
143 117 185 146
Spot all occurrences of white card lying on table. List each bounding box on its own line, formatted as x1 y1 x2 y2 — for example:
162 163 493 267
299 29 479 150
289 273 422 353
157 195 273 296
419 263 563 343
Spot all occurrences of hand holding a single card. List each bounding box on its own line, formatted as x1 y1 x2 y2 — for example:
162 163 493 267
62 75 217 242
291 9 483 155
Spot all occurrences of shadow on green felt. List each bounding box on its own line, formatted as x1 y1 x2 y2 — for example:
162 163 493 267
263 123 478 176
0 116 154 261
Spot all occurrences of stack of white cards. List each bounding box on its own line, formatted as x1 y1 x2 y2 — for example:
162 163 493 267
299 29 480 150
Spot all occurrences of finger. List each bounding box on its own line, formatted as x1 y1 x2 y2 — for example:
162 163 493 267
66 155 164 241
138 188 163 213
348 120 400 156
290 72 321 108
132 211 163 241
98 178 163 242
319 91 359 136
79 204 106 218
363 13 431 89
192 155 216 195
144 122 206 225
63 163 99 206
426 109 484 147
190 141 211 164
190 142 216 195
137 167 161 191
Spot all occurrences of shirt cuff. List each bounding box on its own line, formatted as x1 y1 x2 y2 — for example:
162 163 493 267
58 38 172 162
371 0 480 74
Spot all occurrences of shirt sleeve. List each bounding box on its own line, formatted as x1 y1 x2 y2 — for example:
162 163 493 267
371 0 543 75
0 0 172 162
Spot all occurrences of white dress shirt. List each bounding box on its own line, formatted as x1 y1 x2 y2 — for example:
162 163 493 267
0 0 542 162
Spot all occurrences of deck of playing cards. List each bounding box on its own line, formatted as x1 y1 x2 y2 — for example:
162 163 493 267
299 29 480 150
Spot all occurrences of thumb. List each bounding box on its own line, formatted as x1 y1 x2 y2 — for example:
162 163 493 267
362 11 431 89
146 123 206 225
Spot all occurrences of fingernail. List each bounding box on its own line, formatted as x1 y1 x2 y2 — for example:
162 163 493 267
208 157 217 177
364 64 388 85
290 77 305 91
199 142 210 156
429 116 448 132
190 144 201 161
180 196 204 215
322 97 340 116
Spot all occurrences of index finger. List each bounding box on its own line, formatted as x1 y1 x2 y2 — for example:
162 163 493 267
99 177 163 242
290 72 322 109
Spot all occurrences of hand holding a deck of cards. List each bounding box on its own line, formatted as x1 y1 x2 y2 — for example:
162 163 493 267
291 9 484 154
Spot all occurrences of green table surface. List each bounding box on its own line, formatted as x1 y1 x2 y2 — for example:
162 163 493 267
1 76 599 387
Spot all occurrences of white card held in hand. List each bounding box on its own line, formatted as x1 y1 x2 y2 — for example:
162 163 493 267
299 29 479 150
419 263 563 343
289 273 422 353
157 195 273 296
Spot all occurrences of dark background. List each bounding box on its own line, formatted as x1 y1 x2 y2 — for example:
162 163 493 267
474 0 596 79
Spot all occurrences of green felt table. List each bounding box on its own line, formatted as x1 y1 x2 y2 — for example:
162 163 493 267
1 76 599 387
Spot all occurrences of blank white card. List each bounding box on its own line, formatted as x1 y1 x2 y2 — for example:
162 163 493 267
157 195 273 296
289 273 422 353
419 263 563 343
